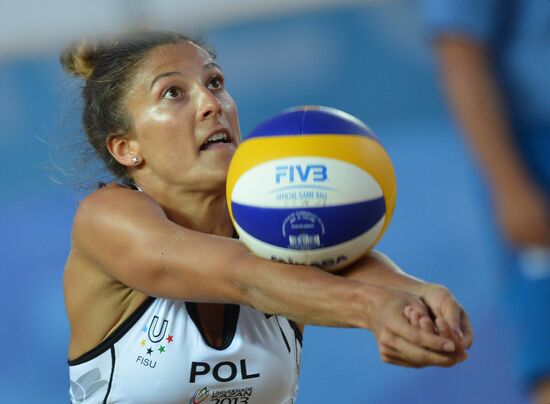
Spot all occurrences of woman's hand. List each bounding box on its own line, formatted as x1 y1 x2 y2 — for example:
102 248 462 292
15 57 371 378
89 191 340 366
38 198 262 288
416 284 474 351
336 252 472 367
369 286 466 368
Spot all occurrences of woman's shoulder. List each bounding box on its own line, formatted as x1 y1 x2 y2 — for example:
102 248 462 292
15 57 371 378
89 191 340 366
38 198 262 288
75 182 159 223
71 182 166 253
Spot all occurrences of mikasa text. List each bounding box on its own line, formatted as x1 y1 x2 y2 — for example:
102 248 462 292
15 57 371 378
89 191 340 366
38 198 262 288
275 164 328 184
271 255 348 269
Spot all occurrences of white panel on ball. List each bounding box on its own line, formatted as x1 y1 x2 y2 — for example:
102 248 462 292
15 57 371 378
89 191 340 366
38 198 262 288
231 157 383 208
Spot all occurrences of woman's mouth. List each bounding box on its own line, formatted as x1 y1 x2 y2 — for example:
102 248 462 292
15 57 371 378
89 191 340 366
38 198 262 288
200 131 232 151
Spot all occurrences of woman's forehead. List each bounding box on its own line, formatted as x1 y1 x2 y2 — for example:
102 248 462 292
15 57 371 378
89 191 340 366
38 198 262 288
140 40 215 78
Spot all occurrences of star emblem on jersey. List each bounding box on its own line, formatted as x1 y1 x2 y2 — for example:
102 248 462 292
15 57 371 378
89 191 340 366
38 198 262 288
136 315 175 366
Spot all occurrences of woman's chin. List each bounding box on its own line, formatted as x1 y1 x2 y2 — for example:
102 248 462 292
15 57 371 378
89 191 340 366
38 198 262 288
199 142 236 157
195 169 231 193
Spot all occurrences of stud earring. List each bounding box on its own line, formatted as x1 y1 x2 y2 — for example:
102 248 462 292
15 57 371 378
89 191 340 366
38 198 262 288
131 155 140 165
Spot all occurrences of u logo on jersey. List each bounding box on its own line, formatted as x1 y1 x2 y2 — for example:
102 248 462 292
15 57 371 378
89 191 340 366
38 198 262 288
136 316 175 368
148 315 168 343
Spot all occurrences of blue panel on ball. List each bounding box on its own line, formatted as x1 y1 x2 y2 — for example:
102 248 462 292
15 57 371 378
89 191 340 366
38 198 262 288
232 198 385 249
247 107 377 140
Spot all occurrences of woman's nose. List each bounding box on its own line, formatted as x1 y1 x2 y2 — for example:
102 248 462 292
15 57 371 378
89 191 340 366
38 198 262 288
197 88 222 121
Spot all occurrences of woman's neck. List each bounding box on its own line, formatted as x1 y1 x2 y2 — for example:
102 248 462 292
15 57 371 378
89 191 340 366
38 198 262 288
132 178 234 237
165 192 234 237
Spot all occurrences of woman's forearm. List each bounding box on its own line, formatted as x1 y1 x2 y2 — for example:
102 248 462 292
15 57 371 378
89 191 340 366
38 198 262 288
234 252 383 329
139 223 381 330
338 250 429 296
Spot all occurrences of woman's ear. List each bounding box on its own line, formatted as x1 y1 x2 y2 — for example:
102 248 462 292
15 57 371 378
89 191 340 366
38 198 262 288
106 134 142 167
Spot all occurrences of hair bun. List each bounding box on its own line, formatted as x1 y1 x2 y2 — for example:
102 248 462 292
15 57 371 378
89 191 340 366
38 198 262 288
60 41 100 80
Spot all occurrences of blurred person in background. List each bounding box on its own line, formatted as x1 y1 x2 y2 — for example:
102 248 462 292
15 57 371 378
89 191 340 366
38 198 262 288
422 1 550 402
62 30 472 403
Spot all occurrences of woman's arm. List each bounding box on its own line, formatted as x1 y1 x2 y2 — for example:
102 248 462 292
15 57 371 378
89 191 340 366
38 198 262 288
73 185 370 327
340 251 473 350
72 185 461 366
339 251 428 295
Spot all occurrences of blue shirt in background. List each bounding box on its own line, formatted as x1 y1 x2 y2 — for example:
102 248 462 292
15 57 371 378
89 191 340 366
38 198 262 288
422 0 550 392
421 0 550 189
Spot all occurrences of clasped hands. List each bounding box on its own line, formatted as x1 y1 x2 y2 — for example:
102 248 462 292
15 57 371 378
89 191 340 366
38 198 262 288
369 283 473 368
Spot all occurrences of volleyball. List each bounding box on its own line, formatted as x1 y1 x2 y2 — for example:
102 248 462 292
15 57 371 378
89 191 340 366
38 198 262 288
226 106 396 271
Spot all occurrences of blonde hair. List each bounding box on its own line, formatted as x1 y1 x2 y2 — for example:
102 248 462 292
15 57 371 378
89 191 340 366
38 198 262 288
60 40 99 81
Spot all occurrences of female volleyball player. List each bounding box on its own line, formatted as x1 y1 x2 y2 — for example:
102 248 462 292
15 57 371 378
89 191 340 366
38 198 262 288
62 31 472 403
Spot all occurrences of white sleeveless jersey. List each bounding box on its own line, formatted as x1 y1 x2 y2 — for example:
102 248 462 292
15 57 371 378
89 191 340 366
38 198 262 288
68 298 302 404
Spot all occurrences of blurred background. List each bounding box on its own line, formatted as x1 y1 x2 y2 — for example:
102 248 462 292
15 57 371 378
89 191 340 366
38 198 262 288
0 0 530 402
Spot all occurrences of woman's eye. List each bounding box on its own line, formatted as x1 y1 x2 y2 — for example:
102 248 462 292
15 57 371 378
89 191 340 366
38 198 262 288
208 76 223 90
163 86 181 99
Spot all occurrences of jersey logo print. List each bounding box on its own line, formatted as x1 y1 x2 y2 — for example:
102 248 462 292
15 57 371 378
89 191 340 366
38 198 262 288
148 315 169 343
69 368 108 402
189 387 210 403
136 316 175 369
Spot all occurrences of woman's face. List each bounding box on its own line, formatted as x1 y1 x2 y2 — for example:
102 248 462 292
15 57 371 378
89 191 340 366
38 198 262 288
125 40 241 191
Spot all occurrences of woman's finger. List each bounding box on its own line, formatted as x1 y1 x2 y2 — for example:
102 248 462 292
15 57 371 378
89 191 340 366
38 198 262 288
410 309 421 328
407 308 436 333
379 345 416 368
381 333 462 368
419 315 436 334
435 317 452 338
440 296 465 340
460 310 474 349
387 314 456 353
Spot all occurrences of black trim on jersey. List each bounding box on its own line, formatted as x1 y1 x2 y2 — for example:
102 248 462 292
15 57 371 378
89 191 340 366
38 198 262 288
185 303 240 351
122 180 141 191
102 347 116 404
288 320 303 347
274 316 291 353
266 314 303 348
68 297 156 366
97 181 140 191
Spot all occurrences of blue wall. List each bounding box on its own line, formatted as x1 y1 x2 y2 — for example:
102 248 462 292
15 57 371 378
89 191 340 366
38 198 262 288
0 4 528 403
